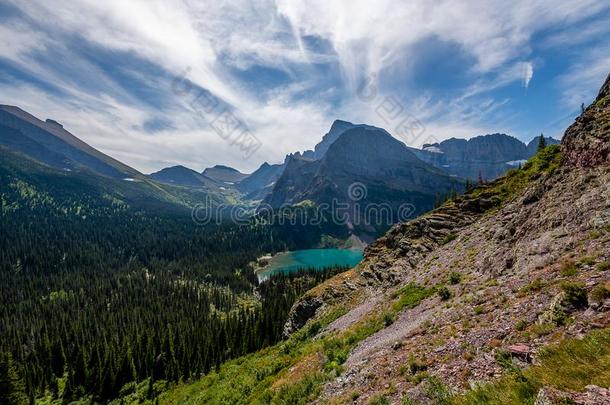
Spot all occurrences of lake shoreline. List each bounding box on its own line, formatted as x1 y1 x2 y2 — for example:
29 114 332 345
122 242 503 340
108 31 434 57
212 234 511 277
255 248 364 282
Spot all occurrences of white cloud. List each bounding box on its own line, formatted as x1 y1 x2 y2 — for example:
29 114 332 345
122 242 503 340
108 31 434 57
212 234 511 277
522 62 534 88
0 0 608 172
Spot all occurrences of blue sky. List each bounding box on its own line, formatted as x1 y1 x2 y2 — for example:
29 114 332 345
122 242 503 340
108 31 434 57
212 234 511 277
0 0 609 173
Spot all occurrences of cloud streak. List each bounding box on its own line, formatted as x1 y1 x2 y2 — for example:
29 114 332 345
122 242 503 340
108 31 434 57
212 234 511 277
0 0 609 172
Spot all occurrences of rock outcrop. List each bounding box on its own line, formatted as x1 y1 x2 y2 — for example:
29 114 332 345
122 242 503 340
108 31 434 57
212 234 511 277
562 73 610 167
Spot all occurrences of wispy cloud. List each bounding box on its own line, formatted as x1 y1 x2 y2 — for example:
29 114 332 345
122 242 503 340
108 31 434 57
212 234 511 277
0 0 609 172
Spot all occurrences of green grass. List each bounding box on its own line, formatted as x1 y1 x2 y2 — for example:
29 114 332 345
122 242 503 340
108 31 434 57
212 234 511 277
470 145 562 206
560 259 578 277
442 233 458 245
393 283 435 312
597 261 610 272
455 328 610 404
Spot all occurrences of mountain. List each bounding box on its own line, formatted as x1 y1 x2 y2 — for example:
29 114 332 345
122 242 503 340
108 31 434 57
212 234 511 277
0 145 225 214
526 134 561 156
236 161 285 200
0 106 232 213
264 124 463 236
410 133 561 181
0 105 141 179
235 120 363 200
163 72 610 405
202 165 248 184
149 165 217 188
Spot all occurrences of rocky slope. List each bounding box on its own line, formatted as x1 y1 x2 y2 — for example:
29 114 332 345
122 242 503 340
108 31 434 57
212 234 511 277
279 73 610 403
158 72 610 405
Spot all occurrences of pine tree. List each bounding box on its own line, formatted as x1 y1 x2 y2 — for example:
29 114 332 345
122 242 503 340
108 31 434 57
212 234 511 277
538 133 546 151
0 353 28 405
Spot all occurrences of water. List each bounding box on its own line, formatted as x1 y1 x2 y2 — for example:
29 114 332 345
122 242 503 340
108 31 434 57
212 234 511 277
257 248 364 281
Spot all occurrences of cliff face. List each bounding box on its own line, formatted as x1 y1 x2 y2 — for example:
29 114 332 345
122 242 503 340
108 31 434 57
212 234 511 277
411 133 561 181
264 126 463 237
280 73 610 403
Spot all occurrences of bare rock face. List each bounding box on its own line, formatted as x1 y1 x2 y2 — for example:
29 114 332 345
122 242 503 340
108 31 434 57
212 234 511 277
562 73 610 167
283 295 323 337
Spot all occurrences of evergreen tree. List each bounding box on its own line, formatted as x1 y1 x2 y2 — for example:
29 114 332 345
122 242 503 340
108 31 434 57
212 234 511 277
0 353 28 405
538 133 547 151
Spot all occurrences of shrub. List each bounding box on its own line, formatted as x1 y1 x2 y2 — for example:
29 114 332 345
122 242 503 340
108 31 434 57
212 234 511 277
307 321 322 337
590 285 610 304
474 305 485 315
441 233 458 245
522 278 544 293
393 284 435 311
560 259 578 277
408 357 428 374
448 272 462 285
494 349 517 372
561 281 588 309
515 319 527 331
368 394 390 405
383 312 395 326
424 376 453 405
437 286 452 301
579 256 596 266
597 261 610 272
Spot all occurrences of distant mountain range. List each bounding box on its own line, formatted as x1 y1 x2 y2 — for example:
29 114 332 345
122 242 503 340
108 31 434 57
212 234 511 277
0 105 230 213
0 104 560 236
410 133 560 180
263 125 463 236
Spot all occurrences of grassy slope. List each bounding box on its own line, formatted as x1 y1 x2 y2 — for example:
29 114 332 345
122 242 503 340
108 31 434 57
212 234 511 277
456 327 610 404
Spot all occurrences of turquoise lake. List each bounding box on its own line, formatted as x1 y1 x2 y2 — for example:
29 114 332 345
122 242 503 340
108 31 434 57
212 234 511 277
257 249 364 281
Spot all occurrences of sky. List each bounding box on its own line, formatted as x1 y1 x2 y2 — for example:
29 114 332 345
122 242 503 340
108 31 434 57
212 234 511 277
0 1 609 174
